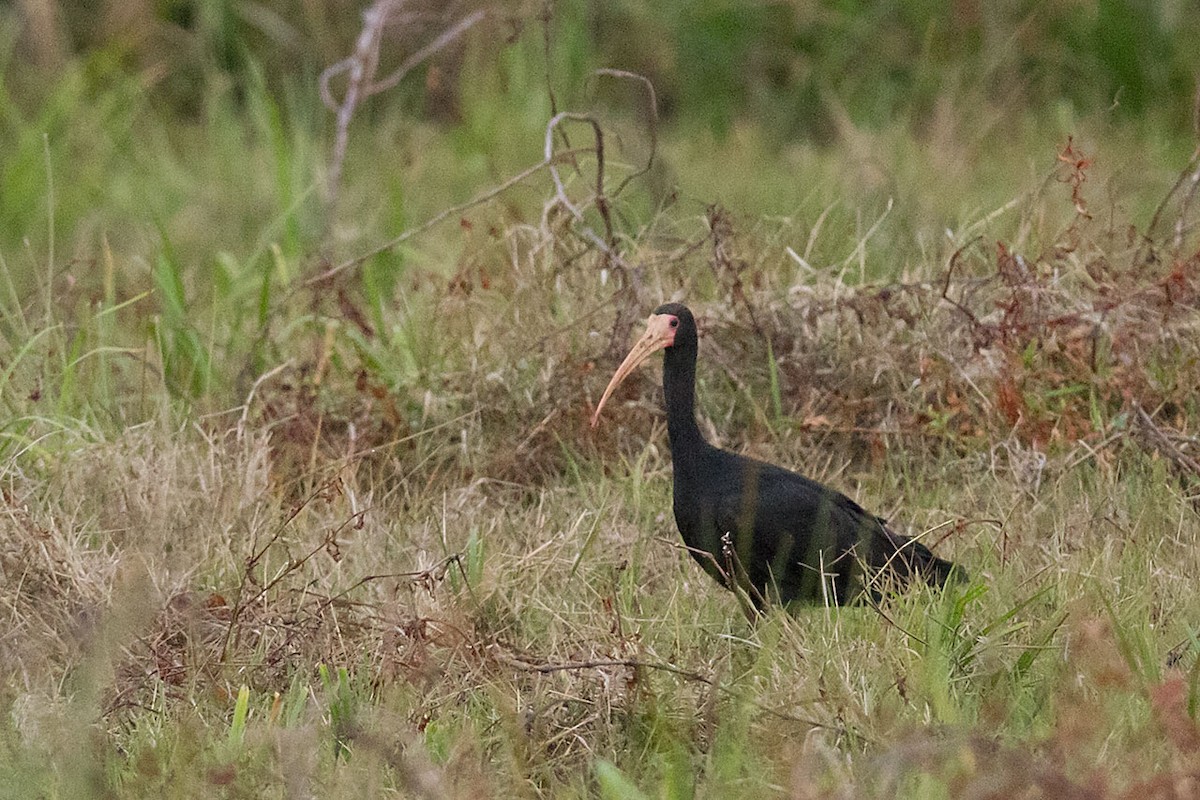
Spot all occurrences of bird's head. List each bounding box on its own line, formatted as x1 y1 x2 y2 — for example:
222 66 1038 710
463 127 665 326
590 303 696 427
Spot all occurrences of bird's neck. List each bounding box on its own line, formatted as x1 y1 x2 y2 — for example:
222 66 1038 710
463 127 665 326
663 346 706 456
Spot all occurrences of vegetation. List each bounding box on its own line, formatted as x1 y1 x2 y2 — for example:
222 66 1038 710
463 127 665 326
3 1 1200 797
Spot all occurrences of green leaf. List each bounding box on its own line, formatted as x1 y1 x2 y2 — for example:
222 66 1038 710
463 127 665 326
594 759 650 800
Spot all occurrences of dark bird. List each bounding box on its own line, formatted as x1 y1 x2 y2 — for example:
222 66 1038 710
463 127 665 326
591 302 963 611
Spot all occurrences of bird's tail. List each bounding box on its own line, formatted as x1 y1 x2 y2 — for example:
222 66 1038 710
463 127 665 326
873 526 967 589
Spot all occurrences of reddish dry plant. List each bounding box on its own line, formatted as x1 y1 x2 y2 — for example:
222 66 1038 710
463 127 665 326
276 151 1200 489
1057 135 1094 219
652 185 1199 457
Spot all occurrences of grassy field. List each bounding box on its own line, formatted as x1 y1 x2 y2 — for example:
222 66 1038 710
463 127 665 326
4 3 1200 798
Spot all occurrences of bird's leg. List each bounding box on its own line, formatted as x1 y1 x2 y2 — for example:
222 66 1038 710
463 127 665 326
737 593 765 625
720 532 746 596
721 531 767 622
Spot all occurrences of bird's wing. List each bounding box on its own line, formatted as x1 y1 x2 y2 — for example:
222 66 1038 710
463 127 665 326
710 460 877 574
751 460 880 524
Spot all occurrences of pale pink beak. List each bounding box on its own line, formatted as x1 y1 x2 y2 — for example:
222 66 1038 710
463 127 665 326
590 313 678 427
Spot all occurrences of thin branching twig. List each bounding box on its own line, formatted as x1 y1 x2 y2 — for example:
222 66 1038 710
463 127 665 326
589 69 659 199
367 10 484 97
321 2 484 213
495 651 860 738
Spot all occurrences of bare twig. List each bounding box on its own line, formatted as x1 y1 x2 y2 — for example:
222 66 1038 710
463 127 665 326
240 510 366 613
322 0 394 210
307 554 465 616
542 111 653 359
545 112 619 256
940 235 985 334
538 1 580 181
321 3 484 212
588 69 659 199
367 10 483 96
584 70 658 357
236 359 294 442
220 475 346 661
496 651 859 736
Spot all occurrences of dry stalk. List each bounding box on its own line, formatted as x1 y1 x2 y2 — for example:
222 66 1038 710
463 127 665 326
589 69 659 199
219 474 346 662
542 109 650 359
1133 405 1200 508
493 647 855 737
322 0 393 211
939 235 985 335
321 1 484 214
1136 83 1200 265
545 112 620 259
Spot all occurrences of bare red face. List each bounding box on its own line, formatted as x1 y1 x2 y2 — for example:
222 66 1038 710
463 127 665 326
590 313 679 427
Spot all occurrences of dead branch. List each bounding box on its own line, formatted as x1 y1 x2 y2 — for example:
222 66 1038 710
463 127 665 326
367 10 483 96
321 0 393 211
542 111 653 359
588 68 659 199
538 1 581 183
545 112 619 257
1133 405 1200 493
321 2 484 213
495 650 857 735
940 235 985 335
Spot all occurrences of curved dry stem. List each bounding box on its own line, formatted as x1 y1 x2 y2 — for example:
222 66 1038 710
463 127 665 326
366 10 485 97
321 0 394 210
589 68 659 199
321 4 485 214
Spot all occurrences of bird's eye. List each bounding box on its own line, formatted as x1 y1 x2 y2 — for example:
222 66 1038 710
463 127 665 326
669 318 679 328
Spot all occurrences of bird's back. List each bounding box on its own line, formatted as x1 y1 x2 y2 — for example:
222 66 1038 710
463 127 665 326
671 446 956 606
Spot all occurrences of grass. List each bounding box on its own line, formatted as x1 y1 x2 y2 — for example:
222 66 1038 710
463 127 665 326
4 423 1199 797
4 11 1200 799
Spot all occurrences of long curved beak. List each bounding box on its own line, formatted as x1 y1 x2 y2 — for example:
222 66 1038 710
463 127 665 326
590 313 676 427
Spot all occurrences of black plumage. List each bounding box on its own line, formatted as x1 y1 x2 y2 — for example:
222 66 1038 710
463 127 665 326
592 302 963 610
